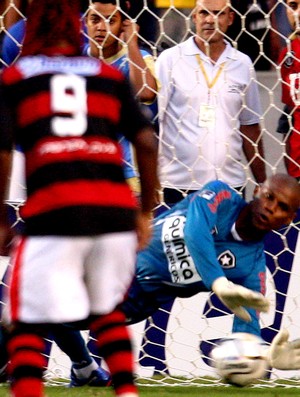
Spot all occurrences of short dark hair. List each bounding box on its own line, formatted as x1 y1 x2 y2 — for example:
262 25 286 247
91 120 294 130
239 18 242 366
90 0 130 17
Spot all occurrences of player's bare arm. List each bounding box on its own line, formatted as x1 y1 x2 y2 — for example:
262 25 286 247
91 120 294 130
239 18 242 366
0 150 13 255
133 126 158 249
241 123 266 184
122 19 157 102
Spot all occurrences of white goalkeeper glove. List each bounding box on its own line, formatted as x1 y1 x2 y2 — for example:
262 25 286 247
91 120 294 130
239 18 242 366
267 329 300 370
212 277 270 322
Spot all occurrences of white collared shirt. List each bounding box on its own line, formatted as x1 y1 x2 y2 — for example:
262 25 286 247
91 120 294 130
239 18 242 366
155 36 262 190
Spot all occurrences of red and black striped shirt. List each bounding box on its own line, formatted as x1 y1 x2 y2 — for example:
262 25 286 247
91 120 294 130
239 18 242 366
0 55 151 235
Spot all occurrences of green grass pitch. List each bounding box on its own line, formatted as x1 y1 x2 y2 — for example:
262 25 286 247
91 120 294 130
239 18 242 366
1 385 300 397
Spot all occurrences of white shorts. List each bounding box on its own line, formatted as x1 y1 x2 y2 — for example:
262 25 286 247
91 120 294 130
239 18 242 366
5 232 137 324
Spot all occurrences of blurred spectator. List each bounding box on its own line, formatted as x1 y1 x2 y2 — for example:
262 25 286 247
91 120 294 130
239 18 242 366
227 0 279 70
278 0 300 181
3 0 28 29
1 18 25 65
270 0 293 43
1 0 89 66
83 0 158 194
3 0 88 27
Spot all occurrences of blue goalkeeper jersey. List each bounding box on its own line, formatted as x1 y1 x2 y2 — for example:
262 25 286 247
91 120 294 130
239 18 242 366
137 180 265 290
124 180 266 334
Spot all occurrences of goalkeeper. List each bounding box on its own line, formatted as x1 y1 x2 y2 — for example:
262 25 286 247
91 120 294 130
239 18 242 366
60 173 300 372
123 174 299 329
114 173 300 370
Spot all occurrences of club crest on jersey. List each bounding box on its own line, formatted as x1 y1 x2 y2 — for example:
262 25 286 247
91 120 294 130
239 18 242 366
199 190 216 201
284 51 295 68
289 72 300 106
218 250 236 269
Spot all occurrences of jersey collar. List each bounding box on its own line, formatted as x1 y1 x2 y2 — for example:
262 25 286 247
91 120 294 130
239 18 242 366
183 36 239 63
87 45 127 63
230 223 243 241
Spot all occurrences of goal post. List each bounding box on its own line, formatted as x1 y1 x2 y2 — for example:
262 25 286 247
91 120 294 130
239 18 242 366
1 0 300 388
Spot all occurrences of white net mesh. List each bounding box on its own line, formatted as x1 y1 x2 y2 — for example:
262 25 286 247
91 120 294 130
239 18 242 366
1 0 300 388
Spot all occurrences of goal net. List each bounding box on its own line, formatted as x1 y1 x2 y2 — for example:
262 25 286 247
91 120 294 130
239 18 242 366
1 0 300 389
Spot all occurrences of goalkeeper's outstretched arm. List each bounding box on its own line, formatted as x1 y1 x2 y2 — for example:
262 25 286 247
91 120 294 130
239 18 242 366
212 277 270 322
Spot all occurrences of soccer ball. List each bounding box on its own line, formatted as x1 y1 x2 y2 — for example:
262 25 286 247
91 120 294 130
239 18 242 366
210 333 269 387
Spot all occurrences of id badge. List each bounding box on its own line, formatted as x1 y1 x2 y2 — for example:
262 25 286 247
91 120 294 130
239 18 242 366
199 104 215 127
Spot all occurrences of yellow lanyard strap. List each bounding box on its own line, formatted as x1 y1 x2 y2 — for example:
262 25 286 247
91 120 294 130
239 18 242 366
196 54 226 90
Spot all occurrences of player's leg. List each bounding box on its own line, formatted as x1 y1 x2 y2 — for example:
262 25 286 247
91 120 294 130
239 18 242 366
0 200 51 384
121 277 162 325
0 326 9 382
0 265 10 382
7 323 48 397
85 275 166 383
86 231 138 397
51 324 111 387
87 275 158 361
90 309 136 396
6 168 109 387
5 236 96 397
0 256 53 384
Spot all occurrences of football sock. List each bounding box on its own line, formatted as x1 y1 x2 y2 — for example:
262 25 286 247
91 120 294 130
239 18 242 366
0 327 9 371
8 328 46 397
90 309 138 396
72 359 98 378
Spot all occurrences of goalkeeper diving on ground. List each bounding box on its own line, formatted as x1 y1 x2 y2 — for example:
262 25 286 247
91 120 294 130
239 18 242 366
0 173 300 385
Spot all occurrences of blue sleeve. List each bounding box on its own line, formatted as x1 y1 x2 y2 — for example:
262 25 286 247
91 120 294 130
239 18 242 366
183 182 241 290
2 21 25 65
232 309 261 336
82 43 89 56
118 135 138 179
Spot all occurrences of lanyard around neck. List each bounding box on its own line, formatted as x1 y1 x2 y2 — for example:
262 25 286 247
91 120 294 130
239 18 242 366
195 54 226 90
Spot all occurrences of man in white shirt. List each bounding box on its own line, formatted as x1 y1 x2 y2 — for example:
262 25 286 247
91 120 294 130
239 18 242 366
155 0 266 209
